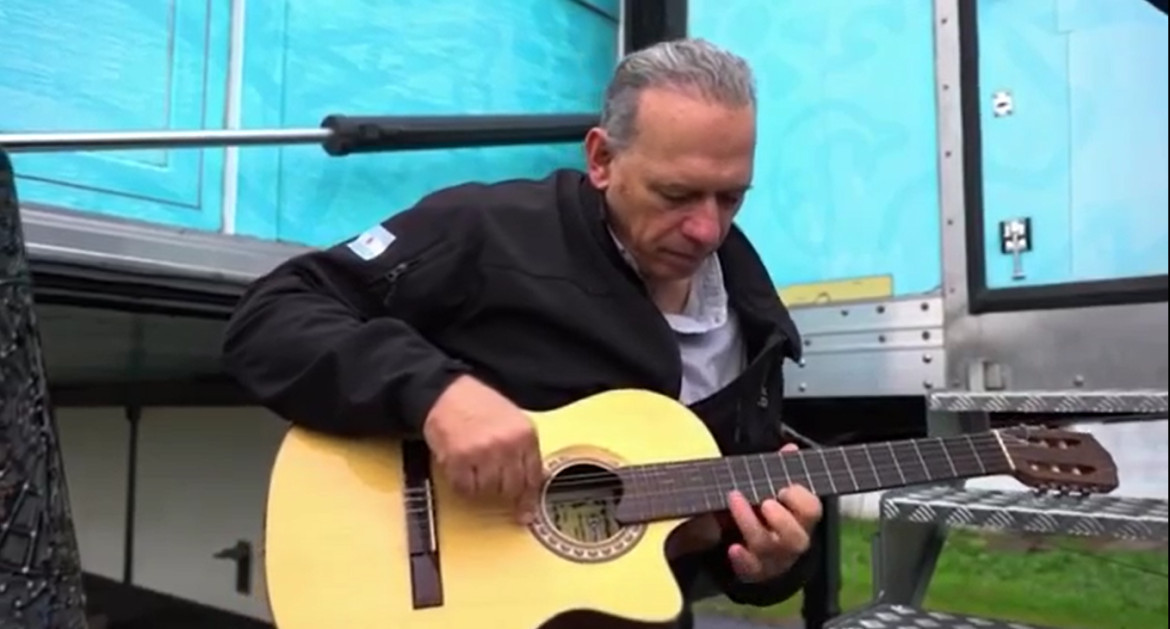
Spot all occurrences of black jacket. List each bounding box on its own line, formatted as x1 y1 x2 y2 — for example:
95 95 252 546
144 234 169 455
222 169 812 626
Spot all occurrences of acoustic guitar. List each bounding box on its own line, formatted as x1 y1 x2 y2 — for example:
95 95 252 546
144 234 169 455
263 388 1117 629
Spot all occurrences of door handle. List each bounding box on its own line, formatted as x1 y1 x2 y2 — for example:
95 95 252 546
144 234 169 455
213 540 253 595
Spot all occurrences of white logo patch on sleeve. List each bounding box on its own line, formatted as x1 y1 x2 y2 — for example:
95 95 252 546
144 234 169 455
346 224 396 261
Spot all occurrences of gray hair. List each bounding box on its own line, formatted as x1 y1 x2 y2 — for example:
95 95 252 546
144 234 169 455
600 38 756 151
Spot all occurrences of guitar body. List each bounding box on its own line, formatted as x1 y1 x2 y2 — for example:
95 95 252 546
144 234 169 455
264 389 721 629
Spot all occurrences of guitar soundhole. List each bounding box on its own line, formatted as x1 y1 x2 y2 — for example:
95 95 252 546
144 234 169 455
531 459 646 563
545 463 623 544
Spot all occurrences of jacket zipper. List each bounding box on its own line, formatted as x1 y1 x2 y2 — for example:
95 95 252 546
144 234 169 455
381 259 420 305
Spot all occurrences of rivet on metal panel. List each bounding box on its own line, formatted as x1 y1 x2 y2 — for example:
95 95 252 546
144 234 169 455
920 301 930 311
923 354 934 364
840 309 849 317
876 304 886 314
922 330 932 340
798 358 806 368
923 380 934 389
798 383 808 392
878 334 887 343
1073 375 1086 388
992 90 1014 117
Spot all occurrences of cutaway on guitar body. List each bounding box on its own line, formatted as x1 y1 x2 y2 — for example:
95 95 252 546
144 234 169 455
264 389 724 629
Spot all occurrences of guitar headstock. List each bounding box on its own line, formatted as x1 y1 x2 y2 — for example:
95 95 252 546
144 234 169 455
998 425 1119 495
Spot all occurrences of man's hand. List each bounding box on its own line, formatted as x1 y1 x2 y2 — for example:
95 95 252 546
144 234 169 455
422 375 544 524
725 444 822 583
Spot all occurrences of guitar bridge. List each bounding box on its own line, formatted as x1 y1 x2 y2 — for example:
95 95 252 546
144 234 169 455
402 441 443 609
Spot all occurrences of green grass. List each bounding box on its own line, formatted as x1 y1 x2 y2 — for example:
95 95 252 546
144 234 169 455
696 518 1168 629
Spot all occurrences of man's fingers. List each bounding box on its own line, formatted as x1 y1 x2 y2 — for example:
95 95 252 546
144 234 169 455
514 450 545 524
778 485 823 531
727 543 764 582
451 460 479 497
727 491 774 550
759 499 809 554
499 457 526 501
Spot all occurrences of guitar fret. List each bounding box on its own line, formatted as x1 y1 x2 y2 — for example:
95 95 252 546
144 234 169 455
740 455 761 503
965 434 986 474
819 448 837 491
936 437 959 477
842 445 878 493
909 439 930 481
886 442 906 485
796 451 815 493
707 461 727 508
724 458 741 498
841 448 860 492
748 454 775 500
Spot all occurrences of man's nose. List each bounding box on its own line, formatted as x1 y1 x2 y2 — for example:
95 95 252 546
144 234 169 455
681 202 722 247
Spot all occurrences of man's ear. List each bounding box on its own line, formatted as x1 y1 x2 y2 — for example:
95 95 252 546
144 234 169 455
583 127 614 189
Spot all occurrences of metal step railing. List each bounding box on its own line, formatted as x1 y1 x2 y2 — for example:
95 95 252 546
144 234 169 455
831 388 1168 629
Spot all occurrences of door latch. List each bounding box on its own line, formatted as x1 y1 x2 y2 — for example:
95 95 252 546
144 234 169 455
999 217 1032 280
213 539 253 595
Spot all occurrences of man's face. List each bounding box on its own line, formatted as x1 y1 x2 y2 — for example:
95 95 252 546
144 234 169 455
585 87 756 283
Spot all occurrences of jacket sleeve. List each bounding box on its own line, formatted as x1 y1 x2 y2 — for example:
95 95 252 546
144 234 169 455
221 194 481 437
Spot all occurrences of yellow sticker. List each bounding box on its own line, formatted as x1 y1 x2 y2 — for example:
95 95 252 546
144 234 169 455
778 275 894 306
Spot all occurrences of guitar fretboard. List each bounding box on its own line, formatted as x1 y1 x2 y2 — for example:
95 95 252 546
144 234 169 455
613 432 1012 524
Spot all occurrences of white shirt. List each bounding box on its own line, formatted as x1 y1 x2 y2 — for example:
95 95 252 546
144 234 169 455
609 231 748 404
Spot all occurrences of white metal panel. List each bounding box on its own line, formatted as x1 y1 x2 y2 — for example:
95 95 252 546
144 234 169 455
56 407 129 582
131 407 287 620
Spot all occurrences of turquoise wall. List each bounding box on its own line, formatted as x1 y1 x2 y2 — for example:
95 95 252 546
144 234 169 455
0 0 231 231
4 0 1164 292
692 0 1167 296
0 0 619 246
690 0 944 298
977 0 1168 288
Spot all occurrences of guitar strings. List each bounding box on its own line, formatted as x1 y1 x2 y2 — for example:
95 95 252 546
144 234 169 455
397 430 1001 500
388 435 1010 516
400 432 996 491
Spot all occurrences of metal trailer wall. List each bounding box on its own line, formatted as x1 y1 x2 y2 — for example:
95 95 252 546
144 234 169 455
688 0 1168 399
937 0 1168 393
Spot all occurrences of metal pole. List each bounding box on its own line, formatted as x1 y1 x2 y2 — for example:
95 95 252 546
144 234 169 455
0 148 90 629
0 113 599 156
0 128 330 153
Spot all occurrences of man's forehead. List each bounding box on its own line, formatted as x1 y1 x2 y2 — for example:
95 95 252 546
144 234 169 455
638 153 753 191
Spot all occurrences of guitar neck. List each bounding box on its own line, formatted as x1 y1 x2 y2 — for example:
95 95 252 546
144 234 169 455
614 431 1014 524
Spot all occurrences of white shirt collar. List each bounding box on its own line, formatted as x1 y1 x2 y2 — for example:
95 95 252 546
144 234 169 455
607 228 729 335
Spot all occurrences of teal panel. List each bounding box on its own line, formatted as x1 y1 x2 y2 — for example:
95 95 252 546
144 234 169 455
976 0 1072 288
0 0 229 231
234 0 618 247
979 0 1168 288
690 0 943 297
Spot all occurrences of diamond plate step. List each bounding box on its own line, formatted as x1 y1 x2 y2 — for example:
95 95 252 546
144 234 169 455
881 485 1168 542
826 604 1055 629
928 389 1168 414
